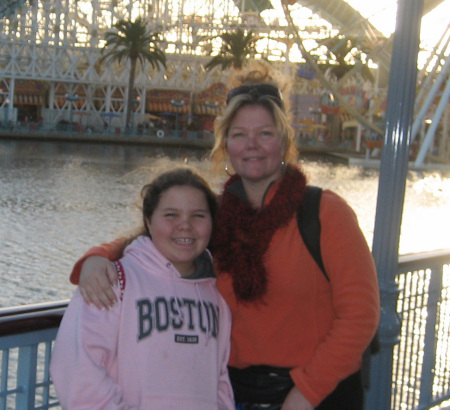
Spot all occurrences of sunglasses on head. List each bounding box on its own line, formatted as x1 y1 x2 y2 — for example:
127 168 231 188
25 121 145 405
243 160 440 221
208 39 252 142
226 84 284 107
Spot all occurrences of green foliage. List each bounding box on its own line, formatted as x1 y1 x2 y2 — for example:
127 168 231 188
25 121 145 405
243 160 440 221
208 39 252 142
102 17 166 128
102 17 166 69
204 28 258 71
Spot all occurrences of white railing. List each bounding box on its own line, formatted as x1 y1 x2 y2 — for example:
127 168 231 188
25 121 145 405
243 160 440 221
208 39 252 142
1 250 450 410
390 250 450 409
0 301 66 410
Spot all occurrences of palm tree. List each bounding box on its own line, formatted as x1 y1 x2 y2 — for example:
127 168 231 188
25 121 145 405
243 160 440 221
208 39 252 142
204 28 258 71
281 2 383 137
316 35 375 84
102 17 166 129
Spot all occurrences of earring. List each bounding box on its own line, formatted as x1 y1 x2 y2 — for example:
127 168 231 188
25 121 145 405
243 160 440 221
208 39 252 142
225 163 232 176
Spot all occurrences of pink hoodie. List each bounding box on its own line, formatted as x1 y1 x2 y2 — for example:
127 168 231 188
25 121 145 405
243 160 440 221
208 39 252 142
50 236 234 409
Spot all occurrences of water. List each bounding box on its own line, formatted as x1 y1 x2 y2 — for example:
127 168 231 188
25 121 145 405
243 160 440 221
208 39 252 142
1 140 449 308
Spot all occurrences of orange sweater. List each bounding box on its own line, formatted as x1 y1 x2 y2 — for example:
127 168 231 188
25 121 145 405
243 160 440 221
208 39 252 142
216 187 380 406
70 188 379 407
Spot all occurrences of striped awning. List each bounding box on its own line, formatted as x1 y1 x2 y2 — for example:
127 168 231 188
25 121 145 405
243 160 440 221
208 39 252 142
193 82 227 116
145 88 191 114
0 94 42 105
146 101 190 114
193 103 223 116
54 96 85 109
15 94 42 105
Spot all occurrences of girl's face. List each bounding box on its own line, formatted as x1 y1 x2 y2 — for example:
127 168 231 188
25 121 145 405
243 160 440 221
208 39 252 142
145 185 212 277
226 104 285 186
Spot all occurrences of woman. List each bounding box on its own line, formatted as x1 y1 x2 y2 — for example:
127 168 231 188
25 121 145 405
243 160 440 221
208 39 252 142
51 168 234 409
69 62 380 410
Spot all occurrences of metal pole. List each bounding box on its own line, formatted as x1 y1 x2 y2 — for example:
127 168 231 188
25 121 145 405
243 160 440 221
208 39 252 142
69 102 73 130
8 79 15 128
171 100 184 138
3 100 8 127
66 94 79 132
414 60 450 166
411 55 450 143
365 1 423 409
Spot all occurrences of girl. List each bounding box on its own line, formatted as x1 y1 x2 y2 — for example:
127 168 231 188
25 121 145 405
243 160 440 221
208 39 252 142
50 167 234 410
69 62 379 410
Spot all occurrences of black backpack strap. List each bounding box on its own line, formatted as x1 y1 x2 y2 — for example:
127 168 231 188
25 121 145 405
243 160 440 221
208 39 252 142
297 186 329 281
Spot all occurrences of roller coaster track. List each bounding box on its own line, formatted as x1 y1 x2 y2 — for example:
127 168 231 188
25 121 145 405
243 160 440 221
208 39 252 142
285 0 449 138
0 0 447 156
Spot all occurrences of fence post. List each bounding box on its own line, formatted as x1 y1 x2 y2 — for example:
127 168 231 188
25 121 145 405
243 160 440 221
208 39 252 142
365 0 424 409
16 345 38 409
419 263 443 405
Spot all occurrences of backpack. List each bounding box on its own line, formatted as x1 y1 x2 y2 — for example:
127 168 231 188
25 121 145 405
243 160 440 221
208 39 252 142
297 186 380 389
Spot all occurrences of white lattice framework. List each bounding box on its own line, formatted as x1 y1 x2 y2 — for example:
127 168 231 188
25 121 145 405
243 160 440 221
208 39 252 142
0 1 279 122
1 0 383 126
0 0 446 125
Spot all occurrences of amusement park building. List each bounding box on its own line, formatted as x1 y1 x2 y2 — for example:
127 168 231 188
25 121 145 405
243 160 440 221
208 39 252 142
0 0 394 129
0 0 448 156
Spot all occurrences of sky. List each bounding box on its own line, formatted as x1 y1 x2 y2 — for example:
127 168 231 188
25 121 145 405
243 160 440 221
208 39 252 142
345 0 450 48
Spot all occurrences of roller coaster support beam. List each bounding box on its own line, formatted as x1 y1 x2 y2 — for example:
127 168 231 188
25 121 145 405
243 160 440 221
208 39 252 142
366 0 423 409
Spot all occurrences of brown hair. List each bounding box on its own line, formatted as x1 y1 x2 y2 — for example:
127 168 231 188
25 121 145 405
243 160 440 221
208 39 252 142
141 167 217 232
121 167 217 250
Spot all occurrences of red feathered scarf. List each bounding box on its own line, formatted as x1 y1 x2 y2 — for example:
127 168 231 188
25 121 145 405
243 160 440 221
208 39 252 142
212 165 308 303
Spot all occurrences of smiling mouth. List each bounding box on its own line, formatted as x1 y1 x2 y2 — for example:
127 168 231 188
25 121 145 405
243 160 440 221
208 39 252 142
245 157 264 161
174 238 194 244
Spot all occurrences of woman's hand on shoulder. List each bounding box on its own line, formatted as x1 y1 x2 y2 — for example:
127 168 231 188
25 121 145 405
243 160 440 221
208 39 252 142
281 386 314 410
79 255 119 310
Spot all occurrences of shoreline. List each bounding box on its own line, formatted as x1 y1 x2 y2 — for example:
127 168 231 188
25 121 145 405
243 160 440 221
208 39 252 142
1 129 449 172
0 128 346 157
0 129 215 150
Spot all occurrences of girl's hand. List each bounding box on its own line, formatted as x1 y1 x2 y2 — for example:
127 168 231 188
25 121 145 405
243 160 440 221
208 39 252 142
281 386 314 410
78 256 119 310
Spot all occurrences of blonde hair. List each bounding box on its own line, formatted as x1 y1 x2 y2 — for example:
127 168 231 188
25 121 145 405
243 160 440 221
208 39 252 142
211 60 298 166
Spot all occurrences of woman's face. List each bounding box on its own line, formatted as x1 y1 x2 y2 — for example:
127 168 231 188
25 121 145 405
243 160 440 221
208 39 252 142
145 185 212 277
226 104 285 185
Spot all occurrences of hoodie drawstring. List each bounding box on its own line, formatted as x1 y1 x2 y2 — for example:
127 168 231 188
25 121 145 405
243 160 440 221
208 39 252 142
168 263 185 322
195 283 212 345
